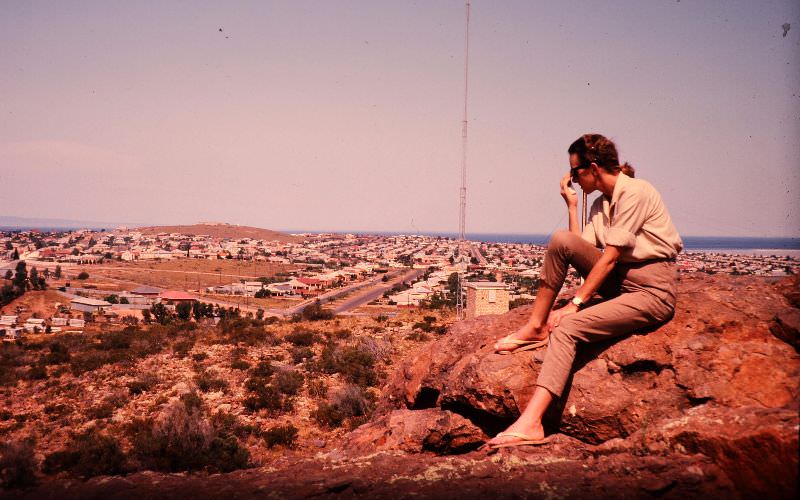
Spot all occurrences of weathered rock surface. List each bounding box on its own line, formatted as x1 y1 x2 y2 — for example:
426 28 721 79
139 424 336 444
373 273 799 496
10 447 736 499
595 404 799 498
345 408 487 454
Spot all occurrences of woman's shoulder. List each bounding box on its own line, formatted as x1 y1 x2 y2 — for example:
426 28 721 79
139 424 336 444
619 175 658 199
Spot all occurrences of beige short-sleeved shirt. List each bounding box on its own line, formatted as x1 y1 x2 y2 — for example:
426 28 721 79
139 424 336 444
581 173 683 263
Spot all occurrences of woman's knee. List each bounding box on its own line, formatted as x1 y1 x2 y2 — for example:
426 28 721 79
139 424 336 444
550 322 580 344
547 230 576 255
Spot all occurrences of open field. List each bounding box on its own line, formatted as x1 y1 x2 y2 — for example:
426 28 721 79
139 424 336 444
0 289 68 321
79 260 298 290
200 293 301 311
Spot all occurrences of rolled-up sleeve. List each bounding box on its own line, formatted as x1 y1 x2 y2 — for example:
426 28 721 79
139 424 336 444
581 220 597 246
606 190 647 248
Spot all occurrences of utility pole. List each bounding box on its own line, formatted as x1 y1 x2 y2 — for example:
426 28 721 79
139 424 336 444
456 1 471 320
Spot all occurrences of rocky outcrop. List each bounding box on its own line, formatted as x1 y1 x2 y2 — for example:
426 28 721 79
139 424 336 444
345 409 486 455
596 404 799 498
374 273 799 496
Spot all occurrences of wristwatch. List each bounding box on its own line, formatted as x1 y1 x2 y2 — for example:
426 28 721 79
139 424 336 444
571 296 584 309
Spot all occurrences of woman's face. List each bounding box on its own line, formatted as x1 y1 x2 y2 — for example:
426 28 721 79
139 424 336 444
569 153 596 193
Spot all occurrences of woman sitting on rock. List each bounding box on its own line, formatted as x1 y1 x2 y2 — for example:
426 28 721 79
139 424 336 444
487 133 682 448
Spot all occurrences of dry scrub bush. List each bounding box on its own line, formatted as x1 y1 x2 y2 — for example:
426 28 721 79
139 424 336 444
285 328 319 346
291 346 314 364
357 337 391 363
87 389 128 420
307 378 327 399
218 318 278 346
130 391 249 473
312 341 379 387
312 384 374 429
250 360 274 378
194 369 228 393
172 339 195 358
25 365 47 380
43 342 70 365
69 327 168 375
263 424 298 448
298 301 334 321
127 368 160 395
274 369 304 395
0 438 37 488
243 381 288 414
43 427 126 478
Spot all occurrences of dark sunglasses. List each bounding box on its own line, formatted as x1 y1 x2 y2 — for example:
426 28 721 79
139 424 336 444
570 163 591 182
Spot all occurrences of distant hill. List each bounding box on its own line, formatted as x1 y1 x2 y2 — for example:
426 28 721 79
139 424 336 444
135 223 304 243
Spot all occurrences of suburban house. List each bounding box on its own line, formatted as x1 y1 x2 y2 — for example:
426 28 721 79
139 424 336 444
0 315 17 327
159 291 197 308
266 283 293 296
70 297 113 314
131 285 161 298
23 318 46 333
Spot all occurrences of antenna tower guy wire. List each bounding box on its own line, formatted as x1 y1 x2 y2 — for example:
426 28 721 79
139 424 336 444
456 1 470 320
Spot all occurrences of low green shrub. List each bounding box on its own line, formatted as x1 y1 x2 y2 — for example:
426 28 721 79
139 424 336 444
263 424 298 448
128 391 249 473
43 342 70 365
243 382 286 414
127 370 160 395
274 369 304 395
0 438 38 487
285 329 318 346
291 346 314 364
336 346 378 387
230 359 251 371
312 385 373 428
249 360 274 378
26 365 48 380
405 331 429 342
42 428 126 478
194 370 228 393
307 378 327 399
191 352 208 362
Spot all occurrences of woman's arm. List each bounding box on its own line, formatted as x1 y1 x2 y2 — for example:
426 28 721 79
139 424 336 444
546 244 622 331
560 173 580 235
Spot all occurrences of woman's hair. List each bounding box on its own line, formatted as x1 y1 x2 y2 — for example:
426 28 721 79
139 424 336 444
568 133 635 178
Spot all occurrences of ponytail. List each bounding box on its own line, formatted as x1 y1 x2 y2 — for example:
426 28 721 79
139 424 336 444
620 161 635 178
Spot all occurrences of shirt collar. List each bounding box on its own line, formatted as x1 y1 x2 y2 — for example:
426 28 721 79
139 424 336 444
609 172 632 207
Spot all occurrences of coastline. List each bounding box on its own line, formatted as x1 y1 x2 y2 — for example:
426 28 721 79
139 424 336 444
686 248 800 258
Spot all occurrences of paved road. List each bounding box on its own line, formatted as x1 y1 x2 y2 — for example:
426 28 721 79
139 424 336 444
332 268 425 313
469 243 488 266
279 269 405 316
0 260 20 273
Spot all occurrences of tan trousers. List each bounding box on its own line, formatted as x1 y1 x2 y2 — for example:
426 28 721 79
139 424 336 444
536 230 677 398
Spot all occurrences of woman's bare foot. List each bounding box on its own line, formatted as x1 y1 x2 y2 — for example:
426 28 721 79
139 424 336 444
486 420 546 447
493 322 548 353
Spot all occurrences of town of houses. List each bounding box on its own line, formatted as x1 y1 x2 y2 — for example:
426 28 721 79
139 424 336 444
1 226 798 341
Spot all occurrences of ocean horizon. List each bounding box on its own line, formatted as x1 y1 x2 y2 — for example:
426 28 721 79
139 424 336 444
314 231 800 251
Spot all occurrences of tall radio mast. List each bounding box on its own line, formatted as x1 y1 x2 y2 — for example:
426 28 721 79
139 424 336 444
456 1 470 320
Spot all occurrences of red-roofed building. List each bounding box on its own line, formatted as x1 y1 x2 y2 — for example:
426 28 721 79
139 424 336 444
159 291 197 305
298 278 322 289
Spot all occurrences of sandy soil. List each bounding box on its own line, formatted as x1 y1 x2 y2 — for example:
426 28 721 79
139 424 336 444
82 260 297 290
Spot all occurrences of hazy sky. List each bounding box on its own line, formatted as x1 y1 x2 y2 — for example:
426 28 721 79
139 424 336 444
1 0 798 236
